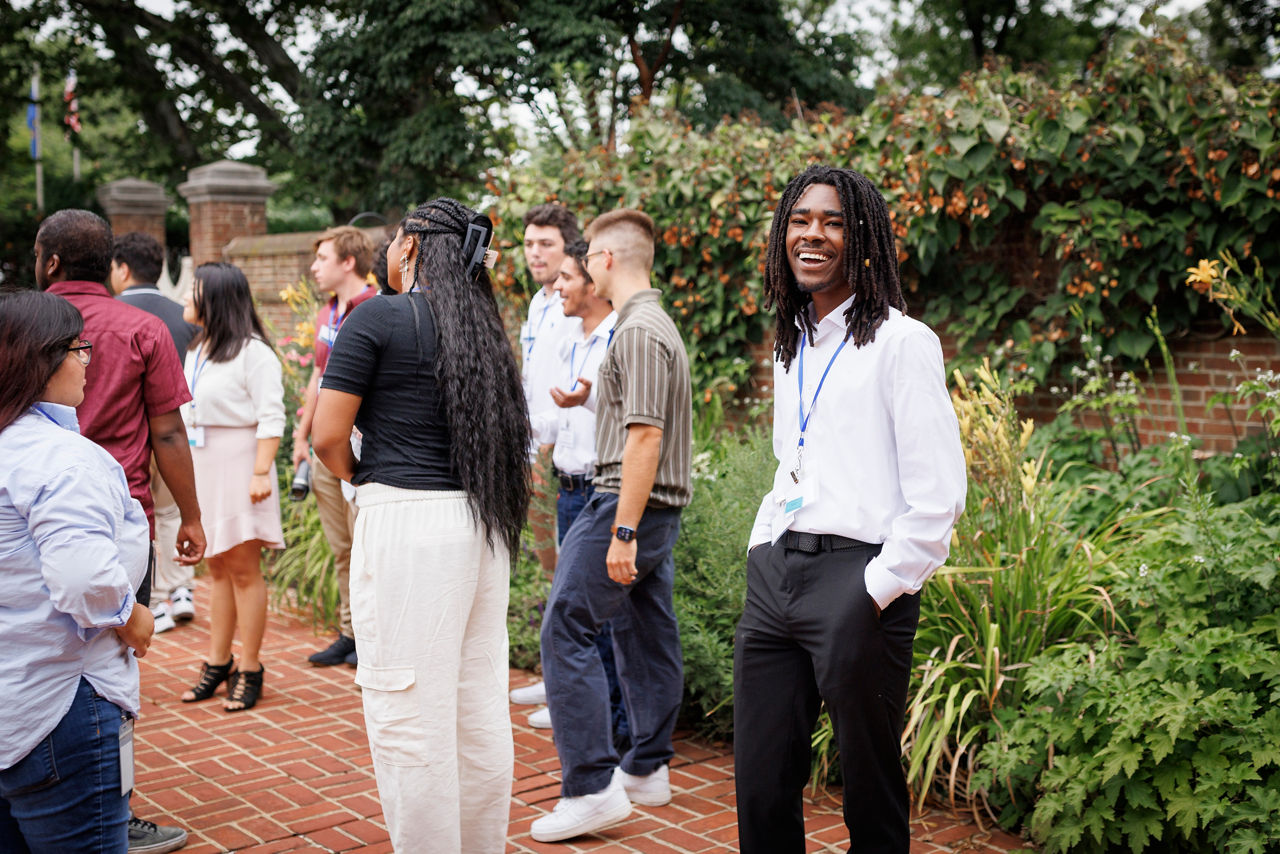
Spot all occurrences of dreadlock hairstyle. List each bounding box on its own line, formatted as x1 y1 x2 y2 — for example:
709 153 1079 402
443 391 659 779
400 198 531 553
564 238 591 282
763 165 907 370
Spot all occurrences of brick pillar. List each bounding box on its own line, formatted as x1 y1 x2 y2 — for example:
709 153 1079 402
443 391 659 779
177 160 276 266
96 178 169 247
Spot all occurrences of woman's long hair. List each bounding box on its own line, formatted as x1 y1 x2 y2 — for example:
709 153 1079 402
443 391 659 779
401 199 531 552
0 290 84 432
188 263 271 362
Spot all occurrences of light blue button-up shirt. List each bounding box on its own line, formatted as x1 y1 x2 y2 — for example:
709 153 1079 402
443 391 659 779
0 403 150 770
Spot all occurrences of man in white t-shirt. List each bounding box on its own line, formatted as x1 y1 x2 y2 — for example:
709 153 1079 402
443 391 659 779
520 204 581 575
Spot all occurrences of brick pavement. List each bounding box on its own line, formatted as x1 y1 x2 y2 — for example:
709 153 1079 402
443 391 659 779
132 579 1032 853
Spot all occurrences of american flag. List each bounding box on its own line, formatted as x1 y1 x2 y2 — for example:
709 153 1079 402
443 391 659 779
64 70 81 135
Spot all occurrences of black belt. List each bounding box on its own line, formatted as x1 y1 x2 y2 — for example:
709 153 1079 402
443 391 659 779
556 472 592 491
781 531 871 553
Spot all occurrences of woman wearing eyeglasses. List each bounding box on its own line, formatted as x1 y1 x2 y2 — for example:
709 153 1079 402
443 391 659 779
312 199 530 852
0 290 153 852
178 262 285 712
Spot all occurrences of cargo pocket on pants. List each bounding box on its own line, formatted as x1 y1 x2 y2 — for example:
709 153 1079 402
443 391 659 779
355 665 426 766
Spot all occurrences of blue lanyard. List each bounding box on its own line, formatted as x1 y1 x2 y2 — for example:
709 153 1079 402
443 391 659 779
327 300 346 342
188 346 210 423
526 301 552 357
568 337 598 391
794 332 849 474
32 405 61 426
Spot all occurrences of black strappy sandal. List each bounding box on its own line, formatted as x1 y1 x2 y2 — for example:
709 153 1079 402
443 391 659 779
182 657 236 703
224 665 264 712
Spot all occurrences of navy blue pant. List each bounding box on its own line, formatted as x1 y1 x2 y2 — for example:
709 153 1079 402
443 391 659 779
557 483 629 744
0 677 130 853
541 490 683 797
734 539 920 854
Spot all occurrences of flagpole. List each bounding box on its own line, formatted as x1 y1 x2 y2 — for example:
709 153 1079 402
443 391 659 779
32 63 44 214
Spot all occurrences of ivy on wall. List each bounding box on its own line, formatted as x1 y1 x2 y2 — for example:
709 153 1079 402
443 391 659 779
488 24 1279 402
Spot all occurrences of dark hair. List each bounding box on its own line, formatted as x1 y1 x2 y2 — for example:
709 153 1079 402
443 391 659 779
0 290 84 432
401 199 531 552
112 231 164 285
372 232 393 295
522 203 581 248
564 238 592 282
764 165 907 369
188 263 271 362
35 209 112 285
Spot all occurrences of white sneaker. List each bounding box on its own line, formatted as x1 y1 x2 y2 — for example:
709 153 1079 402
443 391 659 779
151 602 176 634
510 680 546 705
528 706 552 729
169 587 195 622
619 764 671 806
529 770 632 842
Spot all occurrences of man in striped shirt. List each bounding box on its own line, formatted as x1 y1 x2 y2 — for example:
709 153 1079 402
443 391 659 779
531 209 693 843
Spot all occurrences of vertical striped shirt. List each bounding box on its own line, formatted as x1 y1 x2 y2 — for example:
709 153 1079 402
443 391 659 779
592 289 693 508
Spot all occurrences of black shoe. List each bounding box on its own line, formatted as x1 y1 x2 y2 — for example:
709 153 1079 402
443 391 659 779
308 634 356 666
344 647 358 667
128 816 187 853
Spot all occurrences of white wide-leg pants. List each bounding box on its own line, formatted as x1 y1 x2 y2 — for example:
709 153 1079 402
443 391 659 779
350 484 512 854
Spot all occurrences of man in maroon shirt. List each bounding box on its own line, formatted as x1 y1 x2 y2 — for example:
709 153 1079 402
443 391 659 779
34 209 203 854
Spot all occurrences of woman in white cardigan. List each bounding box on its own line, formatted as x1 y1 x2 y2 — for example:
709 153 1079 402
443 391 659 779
178 262 284 712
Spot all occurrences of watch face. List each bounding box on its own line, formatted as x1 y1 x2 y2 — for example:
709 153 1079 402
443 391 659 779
614 526 636 542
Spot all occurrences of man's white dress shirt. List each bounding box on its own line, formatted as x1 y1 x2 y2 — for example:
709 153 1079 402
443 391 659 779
521 287 576 422
750 295 967 610
530 312 617 476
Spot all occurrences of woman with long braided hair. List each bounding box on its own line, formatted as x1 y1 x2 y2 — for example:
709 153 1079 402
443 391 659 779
313 198 530 853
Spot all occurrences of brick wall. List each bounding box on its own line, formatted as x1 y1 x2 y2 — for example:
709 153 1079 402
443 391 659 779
190 201 269 267
107 213 166 248
936 332 1278 454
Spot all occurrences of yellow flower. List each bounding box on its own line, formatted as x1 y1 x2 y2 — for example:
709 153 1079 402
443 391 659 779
1184 259 1220 293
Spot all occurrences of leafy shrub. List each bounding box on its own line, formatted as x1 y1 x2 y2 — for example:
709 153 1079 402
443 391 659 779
269 497 339 628
507 530 550 673
899 362 1150 811
978 487 1280 853
671 427 773 740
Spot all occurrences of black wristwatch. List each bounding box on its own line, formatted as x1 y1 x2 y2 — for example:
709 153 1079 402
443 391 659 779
611 525 636 542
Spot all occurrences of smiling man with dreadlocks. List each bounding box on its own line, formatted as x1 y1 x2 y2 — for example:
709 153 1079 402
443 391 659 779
733 165 967 853
312 198 530 853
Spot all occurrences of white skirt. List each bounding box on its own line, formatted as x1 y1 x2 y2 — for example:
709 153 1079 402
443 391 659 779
190 425 284 558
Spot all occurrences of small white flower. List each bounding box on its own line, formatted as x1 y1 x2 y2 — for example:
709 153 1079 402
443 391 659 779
1081 334 1092 343
1188 361 1199 371
1230 348 1242 360
1193 554 1206 564
1138 563 1149 577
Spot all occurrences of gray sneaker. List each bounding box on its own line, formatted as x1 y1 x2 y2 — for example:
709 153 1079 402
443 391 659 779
128 816 187 853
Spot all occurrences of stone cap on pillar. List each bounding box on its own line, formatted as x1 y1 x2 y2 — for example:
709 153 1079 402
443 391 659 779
177 160 276 204
96 178 170 217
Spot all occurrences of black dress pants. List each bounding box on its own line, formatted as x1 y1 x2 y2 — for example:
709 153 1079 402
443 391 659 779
733 537 920 854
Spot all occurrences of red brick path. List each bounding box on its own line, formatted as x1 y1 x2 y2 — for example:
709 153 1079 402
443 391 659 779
133 580 1032 852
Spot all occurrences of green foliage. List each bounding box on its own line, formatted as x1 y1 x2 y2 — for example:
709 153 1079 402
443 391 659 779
887 0 1121 89
507 531 550 673
671 427 773 739
977 487 1280 853
493 22 1280 401
268 497 339 629
895 362 1148 810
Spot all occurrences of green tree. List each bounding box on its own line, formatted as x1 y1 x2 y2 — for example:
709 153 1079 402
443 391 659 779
888 0 1125 87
